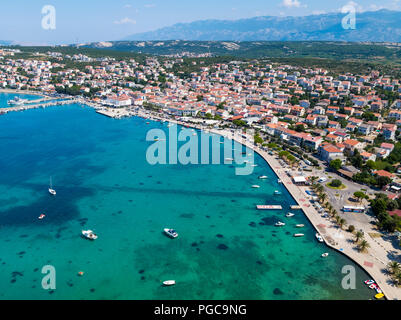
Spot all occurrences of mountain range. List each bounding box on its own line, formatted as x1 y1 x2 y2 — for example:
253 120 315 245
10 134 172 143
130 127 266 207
122 9 401 42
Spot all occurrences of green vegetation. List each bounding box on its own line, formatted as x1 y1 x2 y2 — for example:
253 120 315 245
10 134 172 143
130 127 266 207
353 191 369 203
327 179 346 189
370 194 401 232
387 262 401 287
254 133 264 145
329 159 342 171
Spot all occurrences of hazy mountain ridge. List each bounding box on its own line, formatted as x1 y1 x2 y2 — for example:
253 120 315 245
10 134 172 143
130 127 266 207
122 9 401 42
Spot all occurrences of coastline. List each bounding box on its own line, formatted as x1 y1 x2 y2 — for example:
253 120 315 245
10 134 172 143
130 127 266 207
134 109 401 300
1 91 399 299
0 88 45 96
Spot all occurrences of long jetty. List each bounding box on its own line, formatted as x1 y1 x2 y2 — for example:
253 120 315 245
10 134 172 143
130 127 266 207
0 99 77 114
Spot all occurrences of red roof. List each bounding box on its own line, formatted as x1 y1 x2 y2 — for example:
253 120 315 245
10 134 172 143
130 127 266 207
388 210 401 217
374 170 395 178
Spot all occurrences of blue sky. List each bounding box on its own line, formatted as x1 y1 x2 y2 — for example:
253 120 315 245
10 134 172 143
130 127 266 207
0 0 400 45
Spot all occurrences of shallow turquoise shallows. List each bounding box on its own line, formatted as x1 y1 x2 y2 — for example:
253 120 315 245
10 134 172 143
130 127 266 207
0 101 373 300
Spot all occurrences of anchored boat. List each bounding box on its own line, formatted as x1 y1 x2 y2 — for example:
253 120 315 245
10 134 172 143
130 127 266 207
48 176 56 196
82 230 98 240
315 233 324 243
163 280 176 286
164 228 178 239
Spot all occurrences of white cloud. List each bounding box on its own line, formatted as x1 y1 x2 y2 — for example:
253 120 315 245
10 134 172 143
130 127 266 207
282 0 301 8
114 17 137 25
340 1 363 12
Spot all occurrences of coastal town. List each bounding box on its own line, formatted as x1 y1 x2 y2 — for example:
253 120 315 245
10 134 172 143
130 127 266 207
1 46 401 299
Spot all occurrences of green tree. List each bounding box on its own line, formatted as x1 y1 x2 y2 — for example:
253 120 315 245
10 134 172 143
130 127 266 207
329 159 342 171
358 240 370 253
330 179 342 188
387 261 401 275
355 231 364 243
354 191 367 204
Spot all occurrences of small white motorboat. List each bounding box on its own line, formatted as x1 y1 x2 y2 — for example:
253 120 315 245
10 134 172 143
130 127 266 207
286 213 295 218
294 234 304 237
251 185 260 188
275 221 286 227
259 176 268 179
321 253 329 258
296 224 305 228
38 214 46 220
278 179 283 184
315 233 324 243
163 280 176 286
274 190 282 195
82 230 98 240
164 228 178 239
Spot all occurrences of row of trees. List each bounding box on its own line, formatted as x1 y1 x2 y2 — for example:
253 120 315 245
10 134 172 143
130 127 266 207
309 177 371 253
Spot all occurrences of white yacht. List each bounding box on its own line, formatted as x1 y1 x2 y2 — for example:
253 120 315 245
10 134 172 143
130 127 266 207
286 213 295 218
275 221 286 227
251 185 260 188
259 176 268 179
278 179 283 184
48 177 56 196
163 280 176 286
294 233 305 237
82 230 98 240
7 97 28 106
321 253 329 258
164 228 178 239
296 224 305 228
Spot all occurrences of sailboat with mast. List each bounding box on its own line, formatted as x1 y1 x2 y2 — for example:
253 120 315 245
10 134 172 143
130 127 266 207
48 177 56 196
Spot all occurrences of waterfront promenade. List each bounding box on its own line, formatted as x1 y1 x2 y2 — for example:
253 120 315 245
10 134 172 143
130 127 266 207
221 129 401 300
131 109 401 299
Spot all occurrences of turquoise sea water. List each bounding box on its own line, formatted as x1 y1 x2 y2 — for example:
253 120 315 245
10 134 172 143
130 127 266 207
0 92 41 107
0 100 374 300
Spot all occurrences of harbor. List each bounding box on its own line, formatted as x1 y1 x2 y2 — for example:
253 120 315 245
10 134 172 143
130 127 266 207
0 92 395 299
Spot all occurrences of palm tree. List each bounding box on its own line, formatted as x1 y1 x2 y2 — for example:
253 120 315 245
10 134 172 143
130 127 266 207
335 215 341 224
394 272 401 287
331 209 337 217
339 218 346 230
319 193 327 204
358 240 370 253
316 185 324 194
387 261 401 275
355 231 364 243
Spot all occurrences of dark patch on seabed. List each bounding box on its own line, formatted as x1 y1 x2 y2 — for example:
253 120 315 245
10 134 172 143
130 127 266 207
0 184 96 227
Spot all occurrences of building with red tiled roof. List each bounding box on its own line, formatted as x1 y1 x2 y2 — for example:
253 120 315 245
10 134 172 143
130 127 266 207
374 170 396 180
